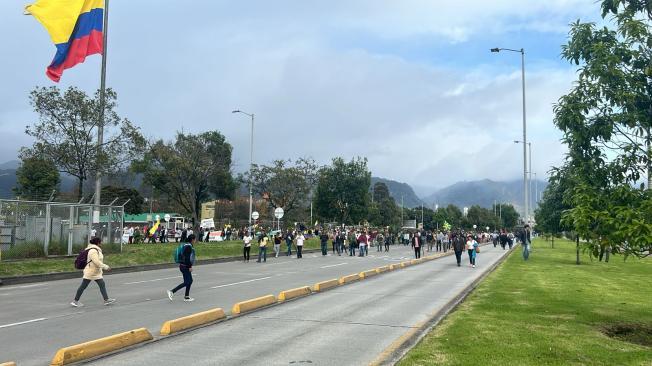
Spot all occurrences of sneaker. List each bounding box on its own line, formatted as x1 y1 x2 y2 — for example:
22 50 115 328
184 297 195 302
104 298 116 306
167 290 174 301
472 265 476 268
70 300 83 307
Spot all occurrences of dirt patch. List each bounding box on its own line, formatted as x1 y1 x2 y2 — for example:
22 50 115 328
602 323 652 347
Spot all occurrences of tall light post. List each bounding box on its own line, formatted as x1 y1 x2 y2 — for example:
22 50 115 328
492 47 527 224
514 140 532 222
232 110 254 234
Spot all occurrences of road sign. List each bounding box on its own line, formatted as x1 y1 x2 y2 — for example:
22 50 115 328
164 214 171 222
252 211 259 220
274 207 284 219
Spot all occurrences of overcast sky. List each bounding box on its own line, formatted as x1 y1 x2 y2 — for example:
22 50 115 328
0 1 601 195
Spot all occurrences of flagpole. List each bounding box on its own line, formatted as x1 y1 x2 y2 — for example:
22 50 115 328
93 0 109 230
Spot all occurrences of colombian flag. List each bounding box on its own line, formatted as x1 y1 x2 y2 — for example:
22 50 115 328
26 0 104 82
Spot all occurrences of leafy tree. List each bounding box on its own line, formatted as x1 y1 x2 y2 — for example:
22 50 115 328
21 86 145 199
369 182 401 227
496 203 519 229
314 157 371 224
13 157 60 200
134 131 236 226
243 158 318 223
99 186 144 214
553 0 652 259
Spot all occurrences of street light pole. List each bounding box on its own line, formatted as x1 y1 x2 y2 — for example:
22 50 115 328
492 47 528 225
232 110 255 234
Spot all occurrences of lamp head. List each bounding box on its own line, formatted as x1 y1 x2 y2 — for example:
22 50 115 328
514 140 520 144
490 48 500 53
232 110 240 114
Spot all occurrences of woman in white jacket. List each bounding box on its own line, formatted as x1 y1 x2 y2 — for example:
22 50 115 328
71 237 116 307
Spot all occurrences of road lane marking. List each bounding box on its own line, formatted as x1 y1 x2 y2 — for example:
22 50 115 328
0 283 47 291
123 276 182 285
0 317 47 329
320 263 348 269
210 276 271 289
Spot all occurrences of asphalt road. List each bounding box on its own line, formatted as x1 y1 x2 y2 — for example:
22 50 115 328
0 244 438 366
92 244 511 366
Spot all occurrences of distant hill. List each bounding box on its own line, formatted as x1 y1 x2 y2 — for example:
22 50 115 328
371 177 423 208
422 179 548 211
0 169 17 198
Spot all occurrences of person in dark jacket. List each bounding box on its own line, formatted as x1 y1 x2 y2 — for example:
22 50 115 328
452 233 466 267
320 232 329 256
411 233 421 259
518 225 531 260
167 234 196 302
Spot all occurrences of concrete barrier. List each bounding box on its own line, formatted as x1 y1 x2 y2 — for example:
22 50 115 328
389 263 401 271
376 265 390 273
0 362 16 366
160 308 226 336
410 258 423 265
313 279 339 292
359 269 378 279
400 261 412 268
278 286 312 301
50 328 153 366
339 273 360 285
231 294 277 315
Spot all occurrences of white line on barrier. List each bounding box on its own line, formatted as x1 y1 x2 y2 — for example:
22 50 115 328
210 276 272 289
123 276 182 285
0 317 47 329
320 263 348 269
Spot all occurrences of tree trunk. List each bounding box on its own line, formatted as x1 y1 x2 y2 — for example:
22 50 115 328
552 236 555 249
599 246 605 262
77 177 84 201
576 235 580 265
605 245 610 263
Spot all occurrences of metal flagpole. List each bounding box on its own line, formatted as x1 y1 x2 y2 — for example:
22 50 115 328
93 0 109 230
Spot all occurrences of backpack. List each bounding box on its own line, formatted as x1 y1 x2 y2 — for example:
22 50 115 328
174 243 195 264
74 248 96 270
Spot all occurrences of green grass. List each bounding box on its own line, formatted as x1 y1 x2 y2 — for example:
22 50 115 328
398 238 652 366
0 238 321 277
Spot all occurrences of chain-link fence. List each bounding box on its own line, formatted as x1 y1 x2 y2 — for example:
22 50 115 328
0 199 125 260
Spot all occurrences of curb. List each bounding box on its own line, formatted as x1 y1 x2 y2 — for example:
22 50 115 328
313 278 339 292
0 362 16 366
160 308 226 336
359 269 378 279
231 294 277 315
0 249 321 286
50 328 153 366
277 286 312 302
339 273 360 284
368 245 515 366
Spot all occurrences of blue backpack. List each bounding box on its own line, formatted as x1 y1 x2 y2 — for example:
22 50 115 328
174 243 195 264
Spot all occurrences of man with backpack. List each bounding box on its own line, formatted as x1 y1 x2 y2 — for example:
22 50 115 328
167 234 196 302
71 237 115 307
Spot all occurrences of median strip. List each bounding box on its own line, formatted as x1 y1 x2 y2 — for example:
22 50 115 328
160 308 226 336
313 278 340 292
0 362 16 366
359 269 378 279
50 328 153 366
339 273 360 284
231 294 277 315
278 286 312 301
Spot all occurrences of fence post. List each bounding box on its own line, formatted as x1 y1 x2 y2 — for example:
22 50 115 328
107 206 112 244
120 206 124 253
68 205 74 255
44 203 51 256
87 206 92 242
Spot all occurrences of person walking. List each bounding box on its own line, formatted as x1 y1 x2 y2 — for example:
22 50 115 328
348 230 357 256
384 231 391 252
411 232 421 259
320 231 329 256
519 225 531 260
257 233 268 262
285 230 293 256
452 233 465 267
167 234 196 302
358 231 368 257
243 232 252 262
376 231 384 252
273 233 282 258
466 235 478 268
499 229 508 250
71 238 115 307
295 232 305 259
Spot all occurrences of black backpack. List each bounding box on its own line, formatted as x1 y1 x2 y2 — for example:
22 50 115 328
74 248 97 270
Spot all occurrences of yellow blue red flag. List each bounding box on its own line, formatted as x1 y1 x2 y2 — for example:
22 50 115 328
25 0 104 82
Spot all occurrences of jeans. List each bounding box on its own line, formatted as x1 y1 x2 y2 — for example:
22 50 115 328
522 243 530 260
75 278 109 301
297 245 303 258
172 266 193 297
385 242 389 251
454 250 463 265
286 240 292 256
467 249 475 265
321 241 328 255
414 247 421 259
257 246 267 262
349 245 356 256
243 246 251 261
274 244 280 257
359 245 366 257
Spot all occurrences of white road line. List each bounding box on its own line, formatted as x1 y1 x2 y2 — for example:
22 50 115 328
0 317 47 329
123 276 182 285
210 276 271 289
0 283 46 291
320 263 348 269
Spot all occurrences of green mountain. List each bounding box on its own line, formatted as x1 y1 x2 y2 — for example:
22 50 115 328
371 177 423 208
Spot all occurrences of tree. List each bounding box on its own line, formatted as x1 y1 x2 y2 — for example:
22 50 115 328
497 204 519 229
99 186 144 214
244 158 318 224
134 131 236 226
553 0 652 259
314 157 371 224
13 157 60 200
22 86 145 199
369 182 401 227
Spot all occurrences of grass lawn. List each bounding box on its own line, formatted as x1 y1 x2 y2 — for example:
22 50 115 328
398 238 652 366
0 238 321 277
